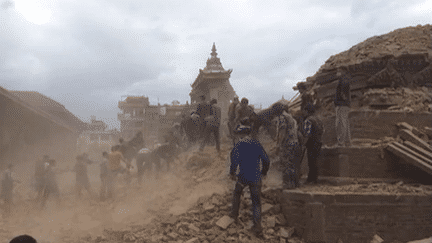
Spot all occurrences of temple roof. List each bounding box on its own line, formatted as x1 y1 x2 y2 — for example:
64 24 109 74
202 43 227 73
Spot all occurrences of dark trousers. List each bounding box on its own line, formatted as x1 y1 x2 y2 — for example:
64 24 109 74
76 180 94 198
231 180 262 230
306 139 322 182
281 142 302 188
200 126 220 152
2 194 12 219
40 187 60 209
100 177 109 200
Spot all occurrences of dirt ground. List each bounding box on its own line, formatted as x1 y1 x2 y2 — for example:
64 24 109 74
0 135 284 243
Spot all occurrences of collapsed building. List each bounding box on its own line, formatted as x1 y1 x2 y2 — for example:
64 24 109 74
117 96 188 147
0 88 87 169
280 24 432 242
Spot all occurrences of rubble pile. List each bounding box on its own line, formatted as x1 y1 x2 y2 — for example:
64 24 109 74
95 188 305 243
315 24 432 72
294 24 432 115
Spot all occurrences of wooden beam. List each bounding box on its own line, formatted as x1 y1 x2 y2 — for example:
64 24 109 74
397 122 427 139
393 142 432 166
403 141 432 162
425 127 432 138
399 129 432 153
386 143 432 175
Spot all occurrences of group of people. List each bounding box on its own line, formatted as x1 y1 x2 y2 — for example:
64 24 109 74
226 66 352 237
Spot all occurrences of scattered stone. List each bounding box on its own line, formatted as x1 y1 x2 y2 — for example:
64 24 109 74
188 224 200 232
167 232 179 239
216 215 234 229
185 237 199 243
275 214 287 226
267 228 275 235
227 228 237 235
203 202 215 211
280 227 295 238
262 203 274 215
280 237 287 243
371 234 384 243
267 216 276 228
123 233 136 242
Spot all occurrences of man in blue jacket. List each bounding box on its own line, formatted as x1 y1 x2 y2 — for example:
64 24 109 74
228 125 271 237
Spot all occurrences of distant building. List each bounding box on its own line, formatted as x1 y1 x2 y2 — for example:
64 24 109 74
118 96 188 147
189 43 237 129
77 116 119 154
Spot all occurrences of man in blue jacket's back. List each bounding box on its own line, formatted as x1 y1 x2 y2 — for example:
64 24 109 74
228 125 270 237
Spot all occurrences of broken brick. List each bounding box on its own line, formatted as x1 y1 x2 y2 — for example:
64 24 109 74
280 227 295 238
215 215 234 229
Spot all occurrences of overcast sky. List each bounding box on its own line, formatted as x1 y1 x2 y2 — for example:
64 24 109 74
1 0 431 129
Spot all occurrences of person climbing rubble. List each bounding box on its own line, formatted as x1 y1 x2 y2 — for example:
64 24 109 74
277 109 302 189
228 124 271 237
195 95 212 139
227 96 239 138
335 66 352 147
200 98 221 153
1 164 21 219
234 98 255 128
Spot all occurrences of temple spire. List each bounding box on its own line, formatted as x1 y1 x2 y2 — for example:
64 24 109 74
211 42 217 57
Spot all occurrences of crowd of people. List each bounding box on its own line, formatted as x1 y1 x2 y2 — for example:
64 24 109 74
0 75 352 241
226 70 351 237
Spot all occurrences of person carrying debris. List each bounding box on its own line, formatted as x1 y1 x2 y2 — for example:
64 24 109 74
228 97 240 138
73 154 96 199
300 103 324 184
99 152 110 201
195 95 212 139
277 110 302 189
335 66 352 147
39 159 61 209
107 145 125 199
200 98 221 153
1 164 21 219
228 125 270 237
34 155 50 200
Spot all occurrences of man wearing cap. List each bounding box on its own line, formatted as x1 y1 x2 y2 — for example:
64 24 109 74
1 164 21 219
228 97 239 138
200 98 221 153
228 125 271 237
334 66 352 147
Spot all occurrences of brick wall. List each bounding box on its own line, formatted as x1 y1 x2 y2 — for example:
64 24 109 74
322 111 432 146
281 190 432 243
